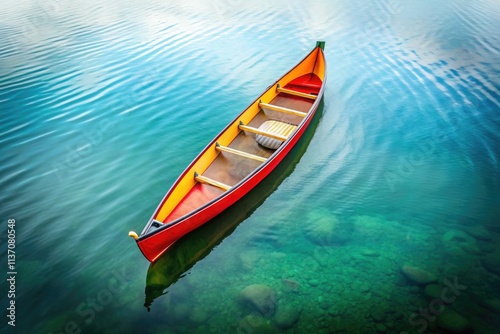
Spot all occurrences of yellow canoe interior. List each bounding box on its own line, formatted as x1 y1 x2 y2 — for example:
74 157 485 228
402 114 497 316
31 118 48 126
155 47 326 224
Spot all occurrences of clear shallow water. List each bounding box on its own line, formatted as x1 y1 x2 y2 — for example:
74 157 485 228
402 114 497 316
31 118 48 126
1 0 499 333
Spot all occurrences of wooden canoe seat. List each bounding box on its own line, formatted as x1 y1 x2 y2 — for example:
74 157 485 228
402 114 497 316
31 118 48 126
239 120 297 150
215 142 267 162
259 102 307 117
239 121 288 141
194 172 231 191
277 85 317 100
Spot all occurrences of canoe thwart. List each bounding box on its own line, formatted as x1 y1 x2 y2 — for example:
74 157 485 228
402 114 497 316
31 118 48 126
215 142 267 162
194 172 232 191
259 101 308 117
276 85 317 100
239 121 288 141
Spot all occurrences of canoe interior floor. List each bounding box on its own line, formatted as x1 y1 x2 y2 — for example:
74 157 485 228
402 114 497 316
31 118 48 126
164 183 225 223
162 81 316 224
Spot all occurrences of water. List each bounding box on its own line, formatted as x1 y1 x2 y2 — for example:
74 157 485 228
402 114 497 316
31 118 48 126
1 0 499 333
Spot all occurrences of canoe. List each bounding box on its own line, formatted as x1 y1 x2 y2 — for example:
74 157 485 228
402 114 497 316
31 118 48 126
129 41 327 262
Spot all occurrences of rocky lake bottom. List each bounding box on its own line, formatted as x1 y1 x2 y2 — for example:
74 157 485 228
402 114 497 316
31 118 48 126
146 208 500 333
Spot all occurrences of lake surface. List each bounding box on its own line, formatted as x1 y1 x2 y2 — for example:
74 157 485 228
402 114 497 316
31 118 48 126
1 0 499 333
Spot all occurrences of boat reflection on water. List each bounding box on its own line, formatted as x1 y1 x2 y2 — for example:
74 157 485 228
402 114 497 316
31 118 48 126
144 100 325 310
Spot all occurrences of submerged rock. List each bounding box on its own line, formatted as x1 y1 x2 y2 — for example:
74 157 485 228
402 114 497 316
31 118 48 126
273 305 301 329
424 284 444 300
359 284 370 293
464 225 492 241
304 209 349 246
282 278 300 291
361 249 380 257
238 284 277 316
328 303 347 317
308 279 320 287
442 229 481 254
480 298 500 313
352 215 390 239
401 265 437 285
437 309 470 333
442 229 472 243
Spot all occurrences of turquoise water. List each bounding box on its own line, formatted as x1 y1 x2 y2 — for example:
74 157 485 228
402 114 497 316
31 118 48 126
1 0 499 333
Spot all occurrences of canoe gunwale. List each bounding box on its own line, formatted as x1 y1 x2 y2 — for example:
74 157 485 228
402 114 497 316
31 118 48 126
137 46 326 256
